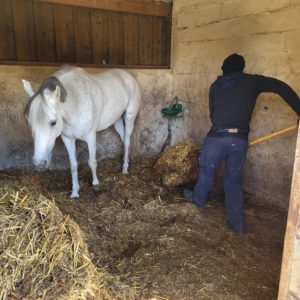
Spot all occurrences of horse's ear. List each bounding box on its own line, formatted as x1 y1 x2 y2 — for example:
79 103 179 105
53 85 67 103
22 79 35 97
54 85 61 101
43 86 60 108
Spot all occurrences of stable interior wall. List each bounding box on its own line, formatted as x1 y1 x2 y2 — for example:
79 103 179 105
1 0 300 210
171 0 300 209
0 65 173 170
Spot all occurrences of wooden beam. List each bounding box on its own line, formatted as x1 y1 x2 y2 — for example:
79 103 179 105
0 60 170 69
35 0 171 17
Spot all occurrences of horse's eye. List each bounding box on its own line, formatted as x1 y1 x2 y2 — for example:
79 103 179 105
50 120 56 127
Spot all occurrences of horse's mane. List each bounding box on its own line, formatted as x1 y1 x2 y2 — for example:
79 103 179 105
24 76 68 118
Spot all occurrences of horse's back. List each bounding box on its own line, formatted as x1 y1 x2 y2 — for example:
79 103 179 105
93 68 141 115
54 66 141 131
55 66 140 102
94 69 141 102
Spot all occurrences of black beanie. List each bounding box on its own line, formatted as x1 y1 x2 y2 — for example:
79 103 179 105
221 53 245 74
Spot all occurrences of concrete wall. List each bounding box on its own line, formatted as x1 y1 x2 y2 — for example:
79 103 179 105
171 0 300 208
0 66 172 170
1 0 300 209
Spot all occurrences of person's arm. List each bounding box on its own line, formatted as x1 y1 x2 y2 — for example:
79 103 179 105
256 74 300 115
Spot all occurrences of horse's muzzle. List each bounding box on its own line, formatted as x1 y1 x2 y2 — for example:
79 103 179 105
33 158 50 170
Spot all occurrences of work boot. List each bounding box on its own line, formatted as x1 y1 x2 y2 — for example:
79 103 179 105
183 188 194 202
228 221 246 237
183 188 206 208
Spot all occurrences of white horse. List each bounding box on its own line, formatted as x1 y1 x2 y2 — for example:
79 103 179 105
23 66 141 198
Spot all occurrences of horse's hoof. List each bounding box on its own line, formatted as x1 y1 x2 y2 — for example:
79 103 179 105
93 178 100 185
89 178 100 186
70 192 80 199
122 170 128 174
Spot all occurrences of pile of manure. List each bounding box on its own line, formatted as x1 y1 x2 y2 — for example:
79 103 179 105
153 141 200 187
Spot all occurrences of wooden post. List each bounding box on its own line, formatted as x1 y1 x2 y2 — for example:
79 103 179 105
278 125 300 299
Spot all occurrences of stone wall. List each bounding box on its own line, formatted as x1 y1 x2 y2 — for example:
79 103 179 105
0 66 172 170
171 0 300 208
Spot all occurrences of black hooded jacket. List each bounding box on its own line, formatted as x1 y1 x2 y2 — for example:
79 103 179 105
208 72 300 138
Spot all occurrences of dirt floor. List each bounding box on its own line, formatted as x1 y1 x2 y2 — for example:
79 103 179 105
1 157 287 300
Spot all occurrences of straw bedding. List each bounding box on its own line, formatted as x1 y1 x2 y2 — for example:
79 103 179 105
0 155 286 300
0 185 111 300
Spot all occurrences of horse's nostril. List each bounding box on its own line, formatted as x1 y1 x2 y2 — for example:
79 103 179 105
45 160 51 168
33 158 47 169
33 158 38 166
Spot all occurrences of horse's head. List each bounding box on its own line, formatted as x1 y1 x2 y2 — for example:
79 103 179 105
23 77 67 168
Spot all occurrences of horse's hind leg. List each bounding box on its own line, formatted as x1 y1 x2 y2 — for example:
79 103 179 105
86 133 100 186
122 85 141 174
114 118 125 142
122 112 137 174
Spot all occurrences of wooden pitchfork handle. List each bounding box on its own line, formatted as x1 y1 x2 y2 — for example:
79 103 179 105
249 124 298 146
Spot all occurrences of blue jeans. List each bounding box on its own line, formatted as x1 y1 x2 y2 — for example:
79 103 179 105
193 135 248 231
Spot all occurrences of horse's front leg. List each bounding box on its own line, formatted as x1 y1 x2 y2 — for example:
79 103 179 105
85 133 100 186
61 135 80 198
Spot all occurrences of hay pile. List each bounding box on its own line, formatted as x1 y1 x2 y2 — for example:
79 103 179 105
0 185 112 300
153 141 200 187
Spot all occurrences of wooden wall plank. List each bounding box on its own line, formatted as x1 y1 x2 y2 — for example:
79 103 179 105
0 0 16 60
108 11 124 65
108 12 118 65
161 17 171 67
54 4 75 62
152 17 163 66
124 14 138 65
12 0 37 61
138 16 153 65
91 10 108 64
73 7 93 63
117 12 124 65
33 2 56 62
2 0 171 67
36 0 171 17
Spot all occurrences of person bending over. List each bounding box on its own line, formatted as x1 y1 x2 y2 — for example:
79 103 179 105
184 53 300 235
